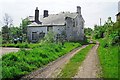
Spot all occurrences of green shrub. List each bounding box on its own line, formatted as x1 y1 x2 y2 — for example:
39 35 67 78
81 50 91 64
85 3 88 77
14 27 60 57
98 39 118 78
2 42 81 79
2 43 42 48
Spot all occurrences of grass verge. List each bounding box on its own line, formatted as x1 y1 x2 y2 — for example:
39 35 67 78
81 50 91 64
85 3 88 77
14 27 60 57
2 43 42 48
58 44 95 78
2 42 81 79
97 39 118 78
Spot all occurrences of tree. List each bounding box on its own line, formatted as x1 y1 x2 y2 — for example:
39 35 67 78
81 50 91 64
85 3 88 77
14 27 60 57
9 26 22 38
2 13 13 43
93 17 120 46
20 18 30 42
84 28 93 36
3 13 13 27
2 25 10 43
43 31 55 43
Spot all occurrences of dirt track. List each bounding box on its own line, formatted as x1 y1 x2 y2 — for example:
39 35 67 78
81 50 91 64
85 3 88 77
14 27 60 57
0 47 20 56
1 43 100 78
22 45 87 78
74 42 100 78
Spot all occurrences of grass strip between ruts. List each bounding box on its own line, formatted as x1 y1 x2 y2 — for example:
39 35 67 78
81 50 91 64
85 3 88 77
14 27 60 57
58 44 95 78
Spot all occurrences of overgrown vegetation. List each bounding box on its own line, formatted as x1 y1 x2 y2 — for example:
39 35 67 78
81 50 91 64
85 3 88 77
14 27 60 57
2 43 41 48
93 17 120 46
84 28 93 36
93 17 119 78
0 36 2 46
58 44 94 78
2 42 81 79
0 58 1 78
97 39 118 78
2 13 30 44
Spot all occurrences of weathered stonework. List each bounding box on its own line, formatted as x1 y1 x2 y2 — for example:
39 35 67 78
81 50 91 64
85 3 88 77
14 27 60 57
27 6 85 42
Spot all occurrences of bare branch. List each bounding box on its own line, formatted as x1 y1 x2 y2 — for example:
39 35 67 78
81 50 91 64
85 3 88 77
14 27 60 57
3 13 13 27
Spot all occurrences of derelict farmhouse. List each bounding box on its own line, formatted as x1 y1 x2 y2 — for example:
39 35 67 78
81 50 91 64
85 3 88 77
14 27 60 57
27 6 85 42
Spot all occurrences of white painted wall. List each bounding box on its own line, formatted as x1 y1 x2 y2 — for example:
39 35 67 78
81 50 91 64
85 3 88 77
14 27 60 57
27 26 66 42
27 26 47 42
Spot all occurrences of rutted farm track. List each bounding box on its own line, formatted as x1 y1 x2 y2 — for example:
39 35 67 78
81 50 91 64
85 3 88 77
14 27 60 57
22 45 88 78
74 42 100 78
22 43 100 78
2 43 100 78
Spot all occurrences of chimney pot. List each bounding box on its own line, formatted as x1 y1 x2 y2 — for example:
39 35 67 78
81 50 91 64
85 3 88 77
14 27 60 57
77 6 81 15
43 10 49 18
36 7 38 10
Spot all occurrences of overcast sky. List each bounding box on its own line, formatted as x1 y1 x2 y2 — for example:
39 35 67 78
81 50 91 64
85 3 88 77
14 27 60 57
0 0 119 29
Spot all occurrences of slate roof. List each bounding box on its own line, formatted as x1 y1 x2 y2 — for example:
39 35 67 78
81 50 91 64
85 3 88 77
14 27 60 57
28 22 42 26
28 12 78 27
27 16 34 22
116 12 120 16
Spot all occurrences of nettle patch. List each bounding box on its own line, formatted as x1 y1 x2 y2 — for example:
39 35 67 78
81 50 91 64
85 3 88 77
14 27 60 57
2 42 81 79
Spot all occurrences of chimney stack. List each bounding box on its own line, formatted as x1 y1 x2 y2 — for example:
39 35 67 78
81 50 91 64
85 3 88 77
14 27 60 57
43 10 49 18
118 1 120 12
77 6 81 15
35 7 39 23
